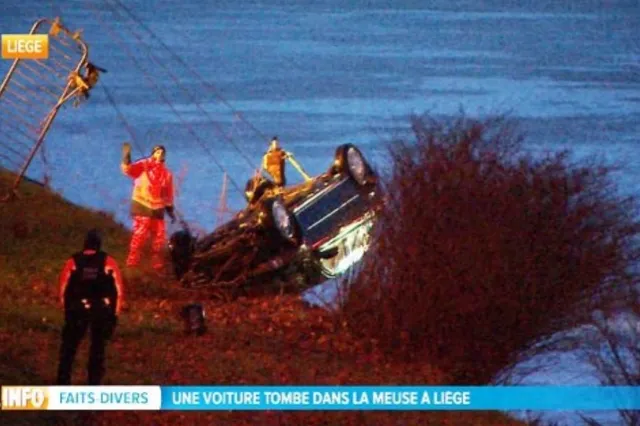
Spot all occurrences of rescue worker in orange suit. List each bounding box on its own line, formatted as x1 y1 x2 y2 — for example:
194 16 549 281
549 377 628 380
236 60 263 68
56 229 123 385
121 143 176 270
262 136 288 187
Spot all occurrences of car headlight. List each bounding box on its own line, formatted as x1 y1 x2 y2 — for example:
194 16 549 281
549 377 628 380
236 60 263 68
347 146 368 185
271 199 296 242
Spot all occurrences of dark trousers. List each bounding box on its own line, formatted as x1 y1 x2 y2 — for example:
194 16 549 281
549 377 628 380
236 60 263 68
56 309 116 385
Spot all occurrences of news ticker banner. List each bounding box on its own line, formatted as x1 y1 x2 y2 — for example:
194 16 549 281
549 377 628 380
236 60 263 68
2 386 640 411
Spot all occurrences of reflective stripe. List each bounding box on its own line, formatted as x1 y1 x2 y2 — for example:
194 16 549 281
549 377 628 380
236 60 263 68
306 194 359 231
131 168 173 210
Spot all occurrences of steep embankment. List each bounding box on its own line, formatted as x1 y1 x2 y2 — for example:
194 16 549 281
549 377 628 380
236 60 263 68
0 170 522 425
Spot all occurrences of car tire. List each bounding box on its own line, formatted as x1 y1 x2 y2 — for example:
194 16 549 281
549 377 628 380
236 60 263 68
332 143 374 185
268 196 301 245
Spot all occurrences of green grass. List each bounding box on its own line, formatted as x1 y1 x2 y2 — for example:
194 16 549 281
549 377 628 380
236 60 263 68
0 169 524 425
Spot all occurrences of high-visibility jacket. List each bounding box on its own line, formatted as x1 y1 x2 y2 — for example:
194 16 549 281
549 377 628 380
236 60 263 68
121 158 174 219
262 147 287 186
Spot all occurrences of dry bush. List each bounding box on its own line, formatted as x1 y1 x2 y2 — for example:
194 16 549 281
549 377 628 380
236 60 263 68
577 288 640 426
341 113 640 384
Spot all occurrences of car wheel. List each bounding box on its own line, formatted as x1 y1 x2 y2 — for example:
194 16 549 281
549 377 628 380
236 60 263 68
269 197 300 245
333 143 374 185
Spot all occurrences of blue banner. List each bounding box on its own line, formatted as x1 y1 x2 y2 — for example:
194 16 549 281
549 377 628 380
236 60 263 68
159 386 640 411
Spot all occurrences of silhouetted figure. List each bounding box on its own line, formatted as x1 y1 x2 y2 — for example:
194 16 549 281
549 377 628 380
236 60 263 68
56 229 123 385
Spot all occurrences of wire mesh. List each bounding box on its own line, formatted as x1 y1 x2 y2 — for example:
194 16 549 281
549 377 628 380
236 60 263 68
0 17 90 199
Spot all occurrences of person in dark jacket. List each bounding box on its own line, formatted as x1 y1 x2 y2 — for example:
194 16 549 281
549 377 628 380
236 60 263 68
56 229 124 385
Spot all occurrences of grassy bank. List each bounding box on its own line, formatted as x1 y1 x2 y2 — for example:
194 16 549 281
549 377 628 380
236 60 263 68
0 169 522 425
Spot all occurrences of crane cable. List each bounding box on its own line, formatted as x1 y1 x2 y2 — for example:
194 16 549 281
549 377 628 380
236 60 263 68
110 0 269 144
85 0 244 195
85 12 209 226
100 83 143 156
104 0 258 174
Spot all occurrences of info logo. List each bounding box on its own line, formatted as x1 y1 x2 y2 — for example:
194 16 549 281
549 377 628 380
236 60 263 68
1 34 49 60
1 386 49 410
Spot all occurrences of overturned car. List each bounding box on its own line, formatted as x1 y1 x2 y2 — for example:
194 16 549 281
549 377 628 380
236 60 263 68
168 143 379 299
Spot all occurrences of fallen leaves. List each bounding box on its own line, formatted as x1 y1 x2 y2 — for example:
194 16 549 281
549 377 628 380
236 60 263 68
1 252 450 425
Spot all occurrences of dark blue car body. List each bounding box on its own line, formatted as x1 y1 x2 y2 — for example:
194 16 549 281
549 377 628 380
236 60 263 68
169 143 378 297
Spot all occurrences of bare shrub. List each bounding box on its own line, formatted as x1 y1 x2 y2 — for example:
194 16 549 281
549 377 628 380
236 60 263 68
341 113 640 384
577 288 640 426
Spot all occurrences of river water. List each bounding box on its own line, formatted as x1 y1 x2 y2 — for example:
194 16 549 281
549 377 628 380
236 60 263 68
1 0 638 423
